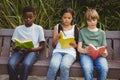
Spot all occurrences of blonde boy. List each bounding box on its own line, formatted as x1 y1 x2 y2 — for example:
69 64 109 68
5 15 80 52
77 9 108 80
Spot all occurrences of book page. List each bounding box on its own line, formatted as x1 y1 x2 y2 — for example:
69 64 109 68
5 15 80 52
14 38 22 47
14 38 34 48
59 31 75 49
87 44 106 59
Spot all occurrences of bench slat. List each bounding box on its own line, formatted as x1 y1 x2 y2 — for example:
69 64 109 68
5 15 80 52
0 37 2 56
2 37 11 57
113 39 120 60
39 37 53 60
47 38 53 59
0 29 14 36
44 30 53 38
106 39 113 60
38 42 46 60
106 31 120 39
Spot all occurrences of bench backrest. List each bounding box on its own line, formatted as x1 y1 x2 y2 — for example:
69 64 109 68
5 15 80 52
106 31 120 60
0 29 120 60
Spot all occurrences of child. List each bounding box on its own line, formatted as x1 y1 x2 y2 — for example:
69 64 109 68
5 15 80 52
77 8 108 80
46 8 79 80
7 6 45 80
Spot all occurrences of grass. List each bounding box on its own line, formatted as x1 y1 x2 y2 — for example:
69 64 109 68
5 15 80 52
0 0 120 30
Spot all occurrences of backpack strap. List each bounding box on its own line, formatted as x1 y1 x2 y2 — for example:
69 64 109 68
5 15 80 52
74 25 79 44
74 25 79 61
58 24 63 33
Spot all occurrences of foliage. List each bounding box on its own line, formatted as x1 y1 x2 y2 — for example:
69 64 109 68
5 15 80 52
0 0 120 30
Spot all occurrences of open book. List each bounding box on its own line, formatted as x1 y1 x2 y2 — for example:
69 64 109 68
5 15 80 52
58 31 75 49
87 44 106 59
14 38 34 48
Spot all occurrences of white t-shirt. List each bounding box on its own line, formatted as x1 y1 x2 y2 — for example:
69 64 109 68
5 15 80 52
53 24 76 58
12 23 45 48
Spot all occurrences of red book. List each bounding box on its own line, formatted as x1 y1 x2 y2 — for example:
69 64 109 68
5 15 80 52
87 44 106 59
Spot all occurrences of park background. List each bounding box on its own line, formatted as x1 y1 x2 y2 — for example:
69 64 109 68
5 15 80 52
0 0 120 30
0 0 120 80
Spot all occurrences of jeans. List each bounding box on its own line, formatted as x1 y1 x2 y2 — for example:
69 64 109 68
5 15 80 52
8 51 38 80
46 52 76 80
80 54 108 80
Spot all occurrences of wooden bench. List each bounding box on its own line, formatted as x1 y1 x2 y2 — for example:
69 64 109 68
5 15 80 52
0 29 120 79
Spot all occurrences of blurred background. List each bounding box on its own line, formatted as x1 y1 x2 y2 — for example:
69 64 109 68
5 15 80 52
0 0 120 30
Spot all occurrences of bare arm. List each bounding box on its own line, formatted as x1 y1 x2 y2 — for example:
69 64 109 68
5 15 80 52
25 41 45 52
70 41 78 49
77 42 89 54
52 26 60 48
31 41 45 51
100 49 108 57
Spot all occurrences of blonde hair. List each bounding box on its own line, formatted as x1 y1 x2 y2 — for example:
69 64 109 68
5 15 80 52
84 8 99 21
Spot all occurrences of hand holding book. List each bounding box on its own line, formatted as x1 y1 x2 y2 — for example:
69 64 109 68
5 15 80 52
59 31 75 49
54 33 61 42
69 41 77 48
12 46 22 51
87 44 106 59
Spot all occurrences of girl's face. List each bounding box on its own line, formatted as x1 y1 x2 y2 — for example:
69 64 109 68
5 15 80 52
23 12 35 27
62 12 73 26
87 19 97 29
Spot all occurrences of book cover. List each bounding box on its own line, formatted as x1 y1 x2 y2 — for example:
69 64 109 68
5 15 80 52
58 31 75 49
14 38 34 48
87 44 106 59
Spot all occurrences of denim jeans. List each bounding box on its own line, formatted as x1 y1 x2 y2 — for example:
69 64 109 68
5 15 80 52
8 51 38 80
46 52 76 80
80 54 108 80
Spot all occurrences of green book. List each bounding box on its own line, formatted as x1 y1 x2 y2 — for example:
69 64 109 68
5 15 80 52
14 38 34 48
